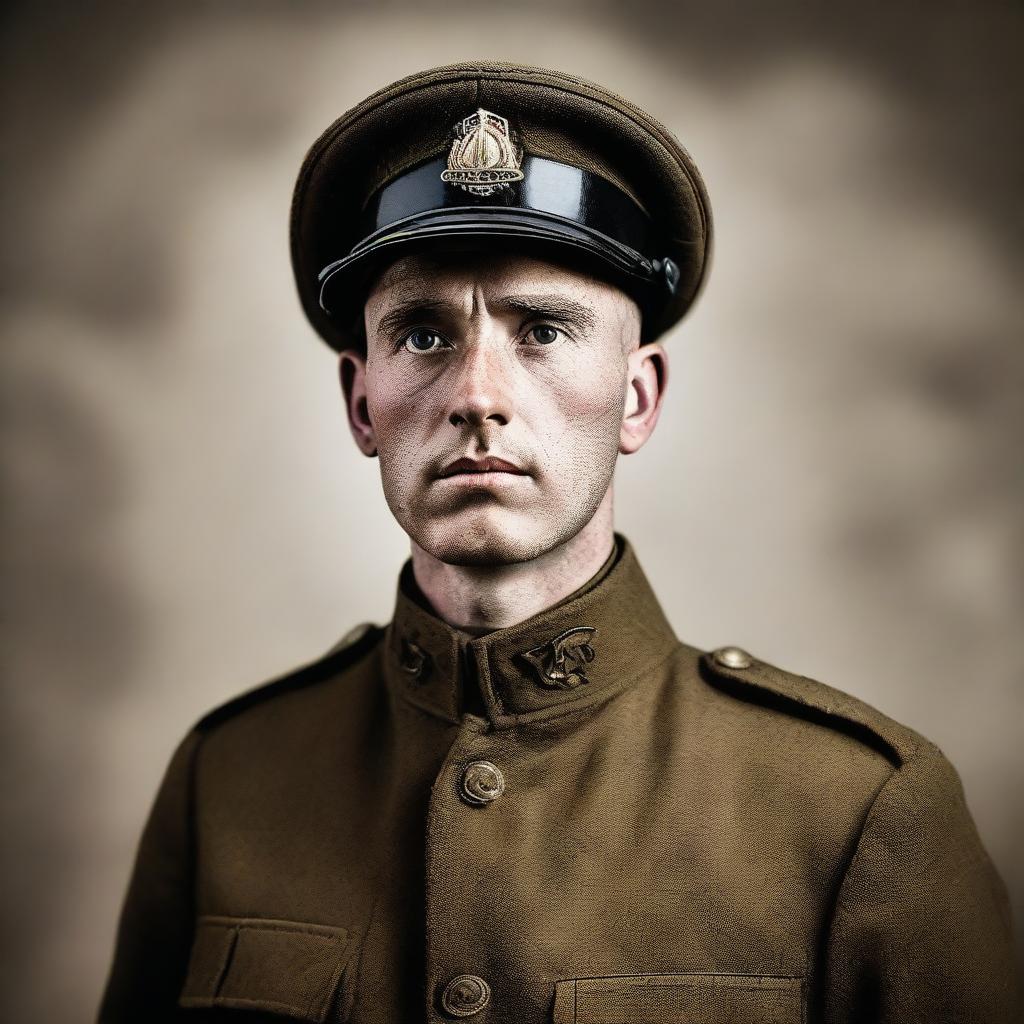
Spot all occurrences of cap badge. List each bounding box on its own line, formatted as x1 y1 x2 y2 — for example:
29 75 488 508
441 108 524 196
521 627 597 690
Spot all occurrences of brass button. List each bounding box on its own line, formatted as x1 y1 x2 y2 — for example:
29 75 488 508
712 645 753 670
459 760 505 806
440 974 491 1017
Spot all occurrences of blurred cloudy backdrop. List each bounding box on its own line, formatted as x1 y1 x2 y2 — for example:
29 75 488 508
2 1 1022 1018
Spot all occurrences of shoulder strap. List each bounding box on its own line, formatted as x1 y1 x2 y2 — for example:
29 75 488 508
700 645 923 767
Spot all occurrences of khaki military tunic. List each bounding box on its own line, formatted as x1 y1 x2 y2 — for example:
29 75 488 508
99 538 1019 1022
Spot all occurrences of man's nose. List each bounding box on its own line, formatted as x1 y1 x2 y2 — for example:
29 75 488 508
447 337 512 427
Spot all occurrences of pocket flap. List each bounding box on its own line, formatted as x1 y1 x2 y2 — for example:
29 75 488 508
553 973 804 1024
179 916 357 1021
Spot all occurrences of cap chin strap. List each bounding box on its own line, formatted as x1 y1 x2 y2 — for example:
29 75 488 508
319 207 657 306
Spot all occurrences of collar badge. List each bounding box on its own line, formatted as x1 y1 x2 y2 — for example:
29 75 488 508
522 627 597 690
441 108 524 196
399 638 429 682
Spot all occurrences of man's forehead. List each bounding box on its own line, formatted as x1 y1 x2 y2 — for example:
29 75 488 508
367 250 624 307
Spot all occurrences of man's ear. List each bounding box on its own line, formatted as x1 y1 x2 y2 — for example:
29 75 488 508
339 350 378 457
620 342 667 455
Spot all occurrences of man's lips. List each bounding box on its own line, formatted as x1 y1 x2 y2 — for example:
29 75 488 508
438 456 528 479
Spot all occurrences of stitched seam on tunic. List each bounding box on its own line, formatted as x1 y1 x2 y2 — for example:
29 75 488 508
199 916 350 938
833 745 927 894
572 972 805 981
211 995 312 1015
351 897 378 1020
813 748 921 1008
213 925 239 998
394 687 462 726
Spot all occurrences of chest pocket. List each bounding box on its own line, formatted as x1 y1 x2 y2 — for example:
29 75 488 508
178 916 359 1021
553 974 805 1024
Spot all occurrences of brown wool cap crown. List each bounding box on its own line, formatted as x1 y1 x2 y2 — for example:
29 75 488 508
290 61 712 351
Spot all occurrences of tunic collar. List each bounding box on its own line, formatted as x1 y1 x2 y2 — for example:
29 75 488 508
383 535 678 729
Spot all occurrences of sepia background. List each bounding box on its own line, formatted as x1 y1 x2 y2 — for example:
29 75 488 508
3 1 1022 1018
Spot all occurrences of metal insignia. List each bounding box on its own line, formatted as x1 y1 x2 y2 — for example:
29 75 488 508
441 108 524 196
399 638 429 681
521 627 597 690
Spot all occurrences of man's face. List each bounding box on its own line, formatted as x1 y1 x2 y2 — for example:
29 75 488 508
349 250 655 566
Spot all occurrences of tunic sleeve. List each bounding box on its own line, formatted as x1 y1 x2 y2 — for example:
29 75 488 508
97 730 201 1023
821 741 1020 1022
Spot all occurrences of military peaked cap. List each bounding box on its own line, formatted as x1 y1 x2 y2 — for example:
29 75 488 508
290 61 713 351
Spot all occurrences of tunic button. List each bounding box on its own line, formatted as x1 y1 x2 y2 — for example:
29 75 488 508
459 760 505 806
440 974 491 1017
712 645 753 670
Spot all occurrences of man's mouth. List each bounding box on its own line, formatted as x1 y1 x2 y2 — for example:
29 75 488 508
438 456 528 479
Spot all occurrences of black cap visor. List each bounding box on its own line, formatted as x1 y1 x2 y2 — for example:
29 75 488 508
317 154 684 343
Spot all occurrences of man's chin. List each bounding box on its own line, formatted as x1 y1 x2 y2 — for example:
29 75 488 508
408 510 559 567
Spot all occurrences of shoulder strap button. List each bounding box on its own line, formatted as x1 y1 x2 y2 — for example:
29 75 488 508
711 645 753 670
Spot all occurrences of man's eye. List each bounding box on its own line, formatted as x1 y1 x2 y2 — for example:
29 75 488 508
403 329 447 353
527 325 561 345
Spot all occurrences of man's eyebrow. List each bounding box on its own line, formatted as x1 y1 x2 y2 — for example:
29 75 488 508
497 294 597 332
371 292 598 337
373 298 453 337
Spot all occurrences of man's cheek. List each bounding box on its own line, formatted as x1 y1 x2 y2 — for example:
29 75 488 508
545 382 626 445
539 352 626 415
367 391 425 451
368 368 450 427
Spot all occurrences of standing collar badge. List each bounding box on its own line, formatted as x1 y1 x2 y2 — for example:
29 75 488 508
521 627 598 690
441 108 525 196
399 638 429 682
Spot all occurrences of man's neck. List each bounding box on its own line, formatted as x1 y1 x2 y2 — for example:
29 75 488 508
410 497 616 636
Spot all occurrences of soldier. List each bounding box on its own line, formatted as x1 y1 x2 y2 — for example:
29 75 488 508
99 62 1019 1023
